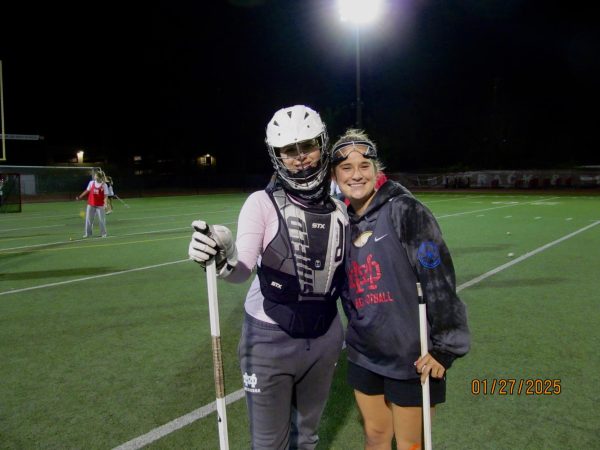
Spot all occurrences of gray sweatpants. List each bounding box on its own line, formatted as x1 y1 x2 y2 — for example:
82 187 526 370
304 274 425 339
238 313 344 450
84 204 107 237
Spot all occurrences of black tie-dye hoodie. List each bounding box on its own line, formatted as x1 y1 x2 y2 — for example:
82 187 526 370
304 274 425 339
342 180 470 379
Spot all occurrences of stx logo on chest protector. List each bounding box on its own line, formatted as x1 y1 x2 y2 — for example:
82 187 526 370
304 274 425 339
348 253 381 294
287 216 314 294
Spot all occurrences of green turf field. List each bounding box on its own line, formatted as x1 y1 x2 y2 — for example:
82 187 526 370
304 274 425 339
1 191 599 449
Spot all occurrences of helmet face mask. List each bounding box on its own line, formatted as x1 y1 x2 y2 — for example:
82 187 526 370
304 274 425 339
266 105 330 197
277 138 320 161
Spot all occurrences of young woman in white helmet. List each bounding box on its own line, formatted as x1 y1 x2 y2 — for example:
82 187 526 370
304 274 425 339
189 105 347 449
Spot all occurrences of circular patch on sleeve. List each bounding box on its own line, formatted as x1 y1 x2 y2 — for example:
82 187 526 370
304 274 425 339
417 241 441 269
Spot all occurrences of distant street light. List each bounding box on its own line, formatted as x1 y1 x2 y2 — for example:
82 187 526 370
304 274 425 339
338 0 383 128
76 150 84 164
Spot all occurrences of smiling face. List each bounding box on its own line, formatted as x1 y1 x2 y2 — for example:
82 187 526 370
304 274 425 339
332 144 378 215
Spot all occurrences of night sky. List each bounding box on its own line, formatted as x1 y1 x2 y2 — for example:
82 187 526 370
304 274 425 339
1 0 598 174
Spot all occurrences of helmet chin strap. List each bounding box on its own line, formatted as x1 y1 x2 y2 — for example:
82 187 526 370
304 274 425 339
287 186 331 208
285 164 319 181
279 174 330 204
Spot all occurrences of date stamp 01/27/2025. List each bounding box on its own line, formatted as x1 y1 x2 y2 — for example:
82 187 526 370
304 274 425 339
471 379 561 396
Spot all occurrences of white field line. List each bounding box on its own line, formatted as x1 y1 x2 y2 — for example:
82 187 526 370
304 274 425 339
0 222 237 253
112 219 600 450
435 196 559 219
110 209 235 223
422 195 479 204
0 260 188 296
0 208 237 233
0 224 66 232
457 220 600 292
419 194 548 206
112 390 246 450
0 228 189 253
0 222 240 294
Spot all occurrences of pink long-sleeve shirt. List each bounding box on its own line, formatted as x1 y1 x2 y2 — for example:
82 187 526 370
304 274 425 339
226 190 280 323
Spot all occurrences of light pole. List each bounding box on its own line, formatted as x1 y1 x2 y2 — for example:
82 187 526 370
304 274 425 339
354 26 362 128
338 0 383 128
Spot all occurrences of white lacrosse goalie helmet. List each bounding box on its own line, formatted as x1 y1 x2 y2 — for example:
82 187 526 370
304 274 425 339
265 105 330 196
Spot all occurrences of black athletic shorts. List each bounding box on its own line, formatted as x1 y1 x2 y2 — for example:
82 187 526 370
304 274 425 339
347 361 446 407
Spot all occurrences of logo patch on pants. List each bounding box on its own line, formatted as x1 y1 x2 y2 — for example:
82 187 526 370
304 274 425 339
243 372 261 393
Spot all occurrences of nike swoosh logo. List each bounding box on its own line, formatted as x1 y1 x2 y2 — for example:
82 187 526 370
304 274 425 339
374 234 388 242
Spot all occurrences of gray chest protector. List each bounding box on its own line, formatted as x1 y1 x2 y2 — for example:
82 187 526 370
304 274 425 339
258 189 346 338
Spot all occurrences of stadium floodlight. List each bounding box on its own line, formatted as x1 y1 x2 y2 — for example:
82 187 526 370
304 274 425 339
337 0 383 128
338 0 383 24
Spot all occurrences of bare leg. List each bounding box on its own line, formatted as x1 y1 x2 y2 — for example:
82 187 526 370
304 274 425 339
391 404 436 450
354 390 394 450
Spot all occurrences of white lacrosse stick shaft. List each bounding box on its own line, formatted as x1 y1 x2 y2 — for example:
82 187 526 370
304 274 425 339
206 259 229 450
417 282 432 450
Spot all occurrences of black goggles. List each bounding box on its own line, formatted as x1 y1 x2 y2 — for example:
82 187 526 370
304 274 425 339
331 140 377 165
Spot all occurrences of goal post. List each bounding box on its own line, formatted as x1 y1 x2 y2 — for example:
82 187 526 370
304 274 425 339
0 165 101 203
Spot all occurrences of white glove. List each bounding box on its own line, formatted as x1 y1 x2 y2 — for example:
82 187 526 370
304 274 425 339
189 220 238 278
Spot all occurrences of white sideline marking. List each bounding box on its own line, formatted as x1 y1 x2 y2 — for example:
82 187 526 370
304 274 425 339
112 219 600 450
0 229 188 253
423 195 478 204
457 220 600 292
0 221 237 253
0 224 65 233
112 390 246 450
435 196 559 219
0 260 188 296
111 209 234 223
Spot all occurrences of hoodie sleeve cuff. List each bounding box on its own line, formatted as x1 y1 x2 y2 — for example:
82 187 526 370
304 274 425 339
430 350 456 370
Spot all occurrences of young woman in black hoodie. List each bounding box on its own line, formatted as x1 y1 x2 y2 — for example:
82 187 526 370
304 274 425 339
331 129 470 450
